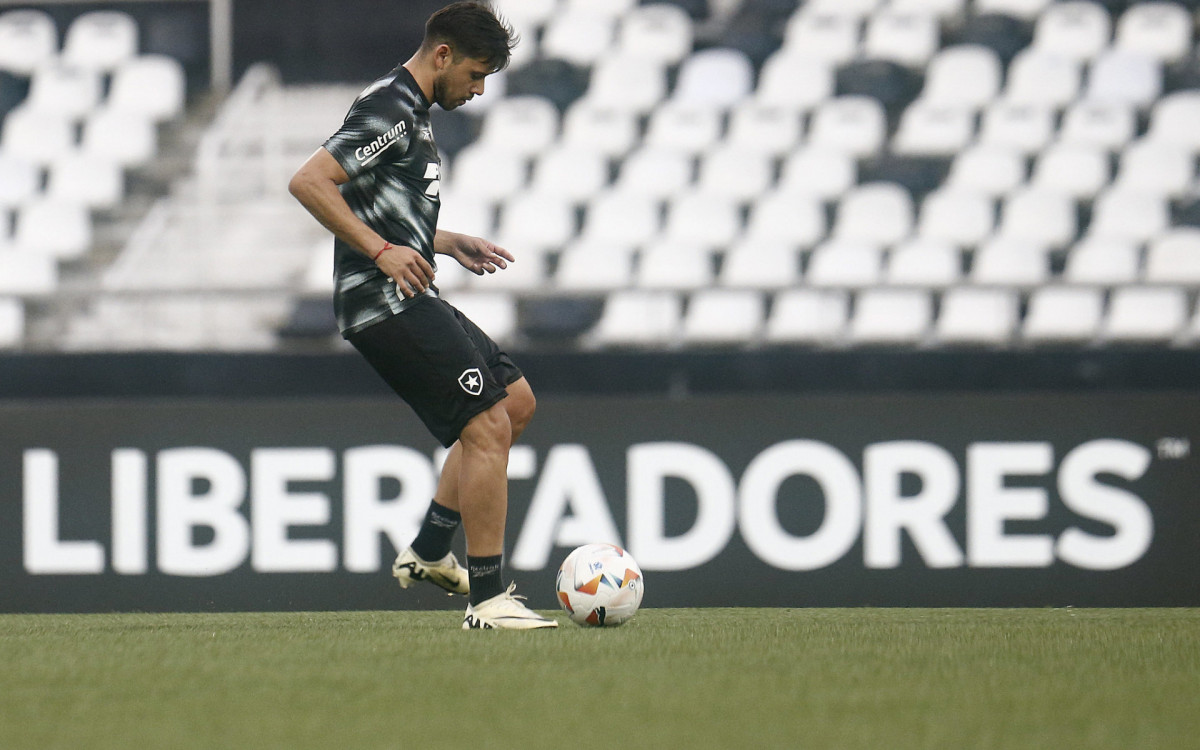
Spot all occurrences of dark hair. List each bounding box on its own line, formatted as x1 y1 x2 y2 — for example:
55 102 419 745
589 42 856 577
423 1 517 72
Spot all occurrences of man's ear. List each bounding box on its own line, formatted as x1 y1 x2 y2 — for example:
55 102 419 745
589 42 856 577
433 43 454 70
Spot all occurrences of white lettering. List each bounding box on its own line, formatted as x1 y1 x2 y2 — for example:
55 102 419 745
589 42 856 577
627 443 735 570
967 443 1055 567
739 440 861 571
112 449 148 575
342 446 433 572
251 448 337 573
864 441 963 569
157 448 249 577
354 121 407 166
1056 440 1153 570
22 449 105 574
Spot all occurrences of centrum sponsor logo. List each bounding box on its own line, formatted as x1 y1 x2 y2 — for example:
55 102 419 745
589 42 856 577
355 121 407 166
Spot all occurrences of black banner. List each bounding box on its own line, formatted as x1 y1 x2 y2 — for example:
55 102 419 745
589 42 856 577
1 392 1197 612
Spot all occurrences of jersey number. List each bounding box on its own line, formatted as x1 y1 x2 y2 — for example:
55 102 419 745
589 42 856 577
424 163 440 197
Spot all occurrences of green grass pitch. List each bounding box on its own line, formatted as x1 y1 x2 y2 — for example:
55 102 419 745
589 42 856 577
2 608 1197 749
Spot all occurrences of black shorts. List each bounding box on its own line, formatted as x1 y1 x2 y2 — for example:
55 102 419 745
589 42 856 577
348 296 523 448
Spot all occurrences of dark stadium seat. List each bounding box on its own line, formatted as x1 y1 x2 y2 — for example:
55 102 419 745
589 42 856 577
505 58 589 113
947 13 1034 65
835 59 924 125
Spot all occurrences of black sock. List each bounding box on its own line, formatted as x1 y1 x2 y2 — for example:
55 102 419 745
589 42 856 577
467 554 504 605
409 500 461 562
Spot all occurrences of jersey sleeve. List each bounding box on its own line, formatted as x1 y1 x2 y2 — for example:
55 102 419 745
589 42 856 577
323 88 413 180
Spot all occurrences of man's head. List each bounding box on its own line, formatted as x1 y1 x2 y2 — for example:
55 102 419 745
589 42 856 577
420 2 516 110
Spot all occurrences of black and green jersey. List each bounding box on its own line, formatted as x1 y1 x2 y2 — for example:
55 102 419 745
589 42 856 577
323 65 443 336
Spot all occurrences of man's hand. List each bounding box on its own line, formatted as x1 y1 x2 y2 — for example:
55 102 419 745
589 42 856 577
377 244 435 298
437 231 515 275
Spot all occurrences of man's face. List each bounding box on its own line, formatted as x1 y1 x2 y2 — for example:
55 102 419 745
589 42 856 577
432 53 494 110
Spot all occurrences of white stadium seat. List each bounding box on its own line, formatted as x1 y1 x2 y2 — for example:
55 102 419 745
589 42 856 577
107 55 187 122
671 48 754 109
1088 189 1170 243
892 102 975 156
529 146 610 203
743 190 827 248
783 12 861 63
1030 144 1110 199
1004 51 1082 108
834 183 914 245
1086 50 1161 108
935 286 1019 345
477 96 559 156
1023 286 1105 343
808 96 888 157
850 288 932 344
1032 1 1112 62
1113 141 1194 196
998 189 1077 248
614 147 694 199
754 52 835 111
0 155 41 207
0 250 58 295
61 10 138 72
681 289 766 345
643 103 723 155
47 154 123 209
555 240 637 292
15 199 92 260
978 102 1056 153
447 145 527 201
1103 286 1188 342
777 148 857 199
496 191 576 251
659 192 742 248
442 292 516 343
917 190 995 246
696 147 774 201
588 290 682 347
886 239 962 287
582 55 667 114
541 10 615 66
974 0 1051 21
1114 2 1192 63
1145 228 1200 284
83 108 158 166
581 189 662 246
616 4 693 65
945 146 1026 197
1145 90 1200 151
972 237 1052 286
765 288 848 344
26 63 103 118
863 11 939 67
807 240 886 287
725 105 803 156
1064 238 1142 285
0 10 57 75
719 242 802 289
0 297 24 348
921 45 1002 108
561 102 639 156
1058 101 1136 150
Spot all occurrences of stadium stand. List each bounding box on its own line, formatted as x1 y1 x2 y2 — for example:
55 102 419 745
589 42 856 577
3 0 1198 353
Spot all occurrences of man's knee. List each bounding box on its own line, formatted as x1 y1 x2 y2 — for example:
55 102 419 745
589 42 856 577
460 402 512 454
505 378 536 435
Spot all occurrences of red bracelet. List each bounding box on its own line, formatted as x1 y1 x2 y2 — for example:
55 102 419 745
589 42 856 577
372 242 393 262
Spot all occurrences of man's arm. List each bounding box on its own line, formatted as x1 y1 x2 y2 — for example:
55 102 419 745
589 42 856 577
433 229 515 276
289 148 434 298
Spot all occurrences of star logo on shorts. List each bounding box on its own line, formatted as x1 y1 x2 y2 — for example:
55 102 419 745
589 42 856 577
458 367 483 396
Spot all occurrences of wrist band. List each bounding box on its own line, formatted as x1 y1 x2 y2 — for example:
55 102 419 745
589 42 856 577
372 242 393 262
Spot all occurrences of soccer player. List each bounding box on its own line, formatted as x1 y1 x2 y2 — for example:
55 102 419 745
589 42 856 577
288 2 555 629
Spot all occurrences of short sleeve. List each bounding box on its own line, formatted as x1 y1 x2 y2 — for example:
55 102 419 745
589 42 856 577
323 90 413 180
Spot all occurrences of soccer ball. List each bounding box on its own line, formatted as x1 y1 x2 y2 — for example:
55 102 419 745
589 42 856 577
555 543 644 627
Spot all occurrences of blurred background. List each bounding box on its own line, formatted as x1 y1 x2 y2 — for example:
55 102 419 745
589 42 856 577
0 0 1197 373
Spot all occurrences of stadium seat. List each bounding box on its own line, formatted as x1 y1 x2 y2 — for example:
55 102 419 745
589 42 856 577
1022 285 1105 343
1085 50 1161 108
561 102 639 156
1115 2 1193 63
920 45 1003 108
764 288 849 344
436 189 494 238
14 199 92 260
807 239 886 287
681 288 766 344
581 55 668 114
0 10 57 75
26 62 102 118
974 0 1052 21
614 147 693 199
886 239 962 286
782 12 861 63
1063 237 1142 284
581 189 662 246
1103 286 1188 341
917 190 995 246
996 189 1077 248
1145 228 1200 283
725 104 803 156
808 96 887 157
777 147 857 198
945 146 1026 196
890 0 967 19
971 237 1051 285
529 146 610 203
61 10 138 72
955 12 1033 66
493 0 559 32
587 289 683 347
615 4 694 65
834 183 913 245
1113 141 1194 196
849 288 932 344
643 102 723 155
1058 100 1136 150
1032 1 1112 62
447 145 527 201
46 154 123 209
696 146 774 201
935 286 1019 345
562 0 636 18
0 296 23 348
754 51 835 111
1088 188 1170 242
660 191 742 248
803 0 884 17
671 48 754 108
0 250 57 294
892 102 975 156
468 245 548 291
742 190 827 247
477 96 559 156
836 60 923 119
541 10 616 66
1004 50 1082 108
719 241 802 289
555 239 637 292
441 292 517 343
863 11 940 67
0 154 40 207
496 191 576 251
83 108 157 166
1029 144 1110 198
978 102 1056 153
1145 90 1200 151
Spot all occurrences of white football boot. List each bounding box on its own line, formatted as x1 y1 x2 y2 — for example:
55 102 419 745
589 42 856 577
392 547 470 595
462 584 559 630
